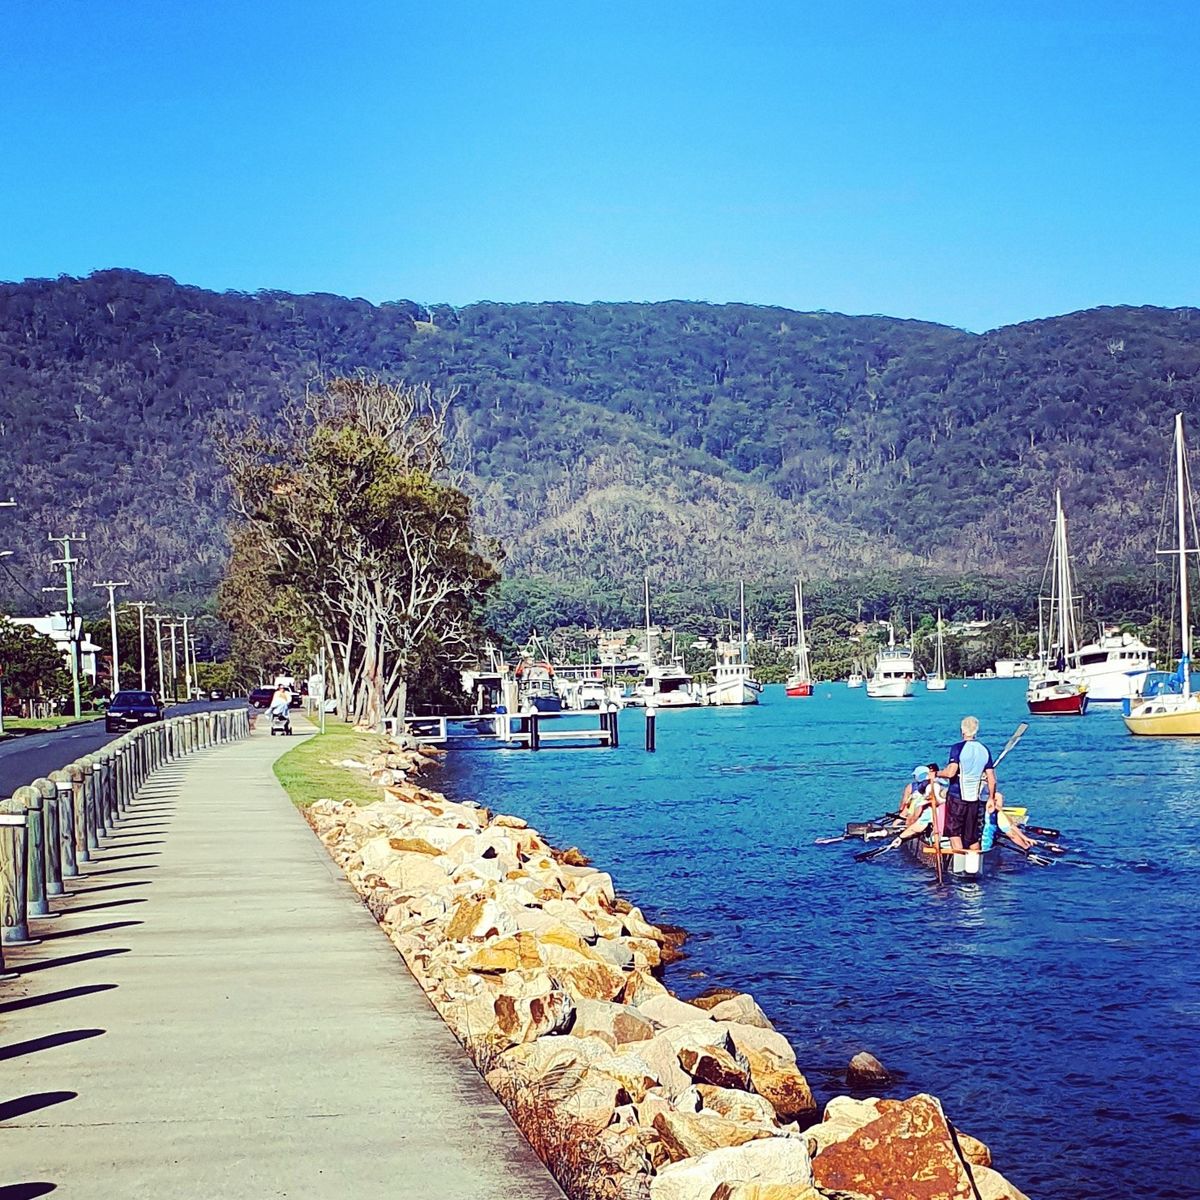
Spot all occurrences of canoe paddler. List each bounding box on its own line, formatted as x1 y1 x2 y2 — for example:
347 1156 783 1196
934 715 996 855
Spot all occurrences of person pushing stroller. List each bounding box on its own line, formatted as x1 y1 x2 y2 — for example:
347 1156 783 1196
267 684 293 736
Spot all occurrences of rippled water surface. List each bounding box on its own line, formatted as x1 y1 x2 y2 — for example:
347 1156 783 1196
439 681 1200 1199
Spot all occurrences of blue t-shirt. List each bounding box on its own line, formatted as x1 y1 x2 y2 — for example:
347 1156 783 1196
947 738 994 803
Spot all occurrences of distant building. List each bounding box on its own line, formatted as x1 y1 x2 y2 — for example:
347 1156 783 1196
9 614 101 682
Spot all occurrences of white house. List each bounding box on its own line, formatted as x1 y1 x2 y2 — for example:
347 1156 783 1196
9 614 102 682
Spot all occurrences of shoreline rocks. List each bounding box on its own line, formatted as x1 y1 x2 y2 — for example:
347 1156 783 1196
304 739 1031 1200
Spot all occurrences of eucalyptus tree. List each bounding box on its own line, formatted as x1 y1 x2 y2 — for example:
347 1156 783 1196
221 376 498 725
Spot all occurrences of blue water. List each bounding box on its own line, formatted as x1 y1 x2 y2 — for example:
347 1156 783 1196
439 681 1200 1200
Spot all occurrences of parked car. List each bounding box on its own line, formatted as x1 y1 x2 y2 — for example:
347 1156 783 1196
248 685 275 709
106 691 164 733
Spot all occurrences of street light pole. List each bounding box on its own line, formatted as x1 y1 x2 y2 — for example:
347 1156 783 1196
124 600 151 691
93 581 130 695
150 612 168 699
180 613 193 701
48 532 86 718
166 621 180 702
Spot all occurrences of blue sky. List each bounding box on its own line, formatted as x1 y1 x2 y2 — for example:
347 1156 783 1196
2 1 1196 331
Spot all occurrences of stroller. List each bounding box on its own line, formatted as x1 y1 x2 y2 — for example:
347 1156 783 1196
268 703 292 737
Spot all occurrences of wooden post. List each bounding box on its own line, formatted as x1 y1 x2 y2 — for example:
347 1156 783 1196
0 797 35 946
71 761 93 860
609 702 620 748
645 706 656 753
35 779 65 898
19 784 53 918
52 772 78 879
528 710 541 751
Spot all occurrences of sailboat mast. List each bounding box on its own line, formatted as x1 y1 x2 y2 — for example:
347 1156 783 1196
797 580 809 674
1175 413 1191 699
1055 490 1070 667
644 576 652 667
739 579 747 666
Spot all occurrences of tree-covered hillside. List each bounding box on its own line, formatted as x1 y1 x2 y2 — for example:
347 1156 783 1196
0 270 1196 603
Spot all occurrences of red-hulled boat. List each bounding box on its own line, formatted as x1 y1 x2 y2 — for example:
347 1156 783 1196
787 579 813 698
1026 676 1088 715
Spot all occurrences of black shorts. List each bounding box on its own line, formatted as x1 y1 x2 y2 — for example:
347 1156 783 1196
945 797 983 846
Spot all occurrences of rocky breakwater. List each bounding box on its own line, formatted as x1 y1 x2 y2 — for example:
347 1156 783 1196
305 746 1031 1200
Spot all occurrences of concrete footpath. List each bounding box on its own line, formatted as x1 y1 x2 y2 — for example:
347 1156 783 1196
1 723 565 1199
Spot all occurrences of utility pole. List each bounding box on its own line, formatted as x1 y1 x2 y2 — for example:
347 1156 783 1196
166 620 180 702
93 580 130 694
47 533 86 718
150 612 168 698
124 600 152 691
180 613 194 701
0 501 13 734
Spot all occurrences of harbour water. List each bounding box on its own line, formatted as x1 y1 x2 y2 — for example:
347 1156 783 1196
440 680 1200 1200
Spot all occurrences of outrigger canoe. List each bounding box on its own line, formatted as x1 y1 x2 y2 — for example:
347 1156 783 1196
903 805 1030 880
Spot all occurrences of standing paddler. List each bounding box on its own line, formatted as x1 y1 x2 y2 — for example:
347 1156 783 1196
934 715 996 856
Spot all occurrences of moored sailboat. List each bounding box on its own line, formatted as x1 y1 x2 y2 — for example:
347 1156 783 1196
926 609 947 691
786 579 813 697
1027 490 1088 716
636 577 705 709
706 580 763 706
1124 413 1200 735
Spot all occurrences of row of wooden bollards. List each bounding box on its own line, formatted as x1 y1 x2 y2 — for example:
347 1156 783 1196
0 707 251 981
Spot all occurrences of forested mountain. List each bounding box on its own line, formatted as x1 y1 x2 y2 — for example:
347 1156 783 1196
0 269 1197 608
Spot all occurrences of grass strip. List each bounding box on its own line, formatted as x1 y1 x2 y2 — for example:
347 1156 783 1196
0 712 105 737
273 718 388 808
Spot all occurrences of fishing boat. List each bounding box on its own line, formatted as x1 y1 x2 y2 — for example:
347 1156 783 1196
1124 413 1200 735
785 579 813 697
926 609 947 691
706 580 763 706
637 578 705 709
846 664 865 689
514 657 563 713
1027 490 1088 716
866 624 915 699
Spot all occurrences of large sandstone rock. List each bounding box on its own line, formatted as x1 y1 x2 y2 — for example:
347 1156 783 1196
649 1138 814 1200
651 1109 771 1161
378 852 451 896
494 986 576 1044
677 1042 751 1090
741 1047 817 1123
445 896 517 942
570 998 658 1048
952 1128 991 1168
461 932 543 973
847 1051 890 1087
706 993 774 1030
807 1097 895 1158
711 1185 823 1200
686 1084 780 1128
810 1093 975 1200
638 994 715 1027
557 1068 627 1131
722 1022 797 1065
590 1049 662 1101
970 1166 1030 1200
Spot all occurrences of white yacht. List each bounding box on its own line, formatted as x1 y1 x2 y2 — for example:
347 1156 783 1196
867 625 916 699
636 662 705 708
1075 629 1155 702
847 663 865 689
636 577 706 708
706 580 763 706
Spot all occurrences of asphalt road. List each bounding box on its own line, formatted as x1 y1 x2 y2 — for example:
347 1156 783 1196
0 698 249 796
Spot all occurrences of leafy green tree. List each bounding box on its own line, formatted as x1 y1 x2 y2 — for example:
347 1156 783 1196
221 377 499 724
0 619 72 702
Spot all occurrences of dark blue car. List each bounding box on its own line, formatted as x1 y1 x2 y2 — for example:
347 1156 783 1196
105 690 164 733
